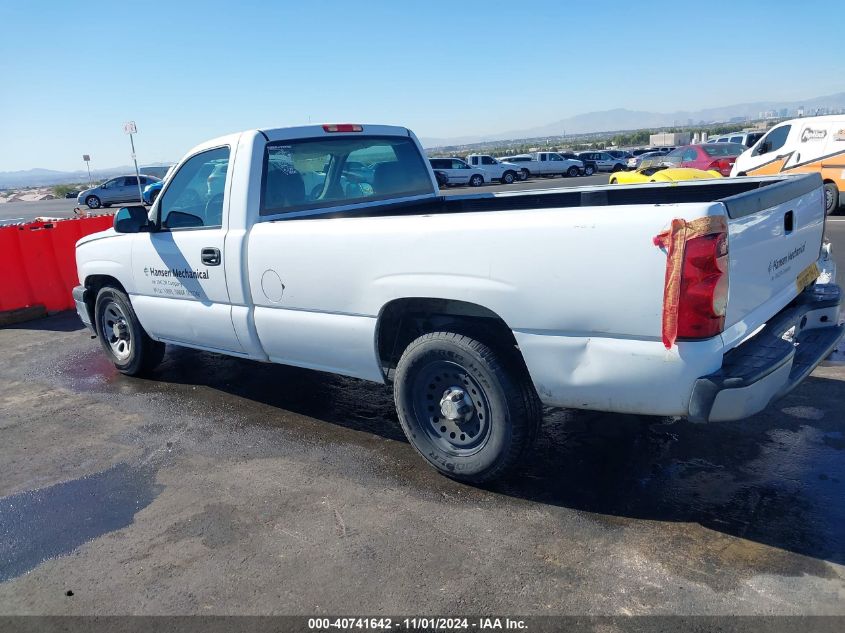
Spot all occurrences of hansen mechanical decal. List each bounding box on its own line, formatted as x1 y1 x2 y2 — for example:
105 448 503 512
768 242 806 279
143 266 210 280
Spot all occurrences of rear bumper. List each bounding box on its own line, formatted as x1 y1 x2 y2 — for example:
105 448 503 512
72 285 95 333
689 284 843 422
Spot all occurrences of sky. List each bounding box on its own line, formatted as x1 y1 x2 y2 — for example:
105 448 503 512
1 0 844 172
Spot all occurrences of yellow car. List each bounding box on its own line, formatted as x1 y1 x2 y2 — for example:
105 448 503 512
609 166 722 184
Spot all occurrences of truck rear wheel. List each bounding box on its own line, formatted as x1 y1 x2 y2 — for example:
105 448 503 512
394 331 541 483
824 182 839 215
94 286 165 376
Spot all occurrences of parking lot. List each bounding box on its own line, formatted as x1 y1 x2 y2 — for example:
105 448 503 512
1 190 844 616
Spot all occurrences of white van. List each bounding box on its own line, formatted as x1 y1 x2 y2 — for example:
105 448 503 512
732 114 845 214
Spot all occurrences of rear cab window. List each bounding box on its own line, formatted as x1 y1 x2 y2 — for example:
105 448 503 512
261 136 434 217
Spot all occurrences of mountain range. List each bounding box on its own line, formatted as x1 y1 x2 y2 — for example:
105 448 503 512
420 91 845 147
4 92 845 187
0 164 172 189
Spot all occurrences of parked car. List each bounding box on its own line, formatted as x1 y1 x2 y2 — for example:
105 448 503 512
576 151 627 172
142 180 163 205
495 155 532 180
706 131 764 148
653 143 745 176
500 152 584 178
610 166 722 184
606 150 633 161
73 122 842 483
732 114 845 215
77 175 161 209
465 154 522 184
627 151 667 170
429 157 487 187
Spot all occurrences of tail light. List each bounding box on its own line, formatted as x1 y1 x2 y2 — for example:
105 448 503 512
707 159 732 175
653 217 729 348
677 231 729 339
322 124 363 133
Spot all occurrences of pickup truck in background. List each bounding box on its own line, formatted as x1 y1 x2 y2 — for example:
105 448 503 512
465 154 523 184
499 152 585 179
74 123 843 483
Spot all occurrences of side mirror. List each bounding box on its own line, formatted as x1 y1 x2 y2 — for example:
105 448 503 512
114 206 150 233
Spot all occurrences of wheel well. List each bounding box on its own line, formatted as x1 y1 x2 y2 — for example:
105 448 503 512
823 178 837 186
83 275 126 322
376 298 522 377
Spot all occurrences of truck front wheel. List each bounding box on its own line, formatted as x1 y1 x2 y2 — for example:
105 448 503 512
94 286 165 376
394 331 541 483
501 171 516 185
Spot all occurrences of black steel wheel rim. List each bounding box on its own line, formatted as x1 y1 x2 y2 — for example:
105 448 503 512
411 360 492 456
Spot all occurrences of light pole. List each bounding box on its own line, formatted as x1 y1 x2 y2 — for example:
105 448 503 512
82 154 92 187
123 121 144 203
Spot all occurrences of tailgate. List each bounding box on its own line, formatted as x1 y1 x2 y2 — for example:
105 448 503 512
722 174 826 346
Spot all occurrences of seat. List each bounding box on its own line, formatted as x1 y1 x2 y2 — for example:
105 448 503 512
265 165 305 211
372 162 406 196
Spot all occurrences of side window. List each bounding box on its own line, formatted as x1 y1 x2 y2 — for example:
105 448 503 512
682 149 697 162
729 136 742 144
105 178 120 188
549 153 562 161
762 125 791 152
124 177 138 187
481 156 495 165
159 146 230 230
451 159 467 169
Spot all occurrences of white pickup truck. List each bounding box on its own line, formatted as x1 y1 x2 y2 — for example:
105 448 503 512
74 123 843 483
465 154 523 184
502 152 585 179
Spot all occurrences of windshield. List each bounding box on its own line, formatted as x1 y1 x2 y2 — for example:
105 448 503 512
261 136 434 216
702 143 745 157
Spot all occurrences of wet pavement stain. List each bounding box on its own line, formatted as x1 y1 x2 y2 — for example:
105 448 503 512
0 462 162 582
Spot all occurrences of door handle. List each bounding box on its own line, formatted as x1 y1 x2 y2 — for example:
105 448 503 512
201 247 221 266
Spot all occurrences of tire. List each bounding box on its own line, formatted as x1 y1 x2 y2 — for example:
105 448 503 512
611 163 623 173
584 165 595 176
469 174 484 187
567 166 579 177
824 182 839 215
519 168 529 181
85 195 101 209
394 331 542 483
502 171 516 185
610 177 618 184
94 286 165 376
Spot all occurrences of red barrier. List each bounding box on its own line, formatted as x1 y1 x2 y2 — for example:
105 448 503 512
0 214 114 313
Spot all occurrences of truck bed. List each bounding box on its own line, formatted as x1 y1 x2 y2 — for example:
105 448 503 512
288 173 822 221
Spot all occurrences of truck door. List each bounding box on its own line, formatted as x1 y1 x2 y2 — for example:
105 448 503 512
130 145 243 353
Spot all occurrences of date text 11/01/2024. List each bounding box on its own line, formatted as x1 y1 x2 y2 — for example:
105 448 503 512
307 617 527 630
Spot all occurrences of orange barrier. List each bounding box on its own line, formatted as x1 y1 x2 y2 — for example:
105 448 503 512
0 214 114 313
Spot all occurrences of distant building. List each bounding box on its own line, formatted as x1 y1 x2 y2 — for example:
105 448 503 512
649 132 690 147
